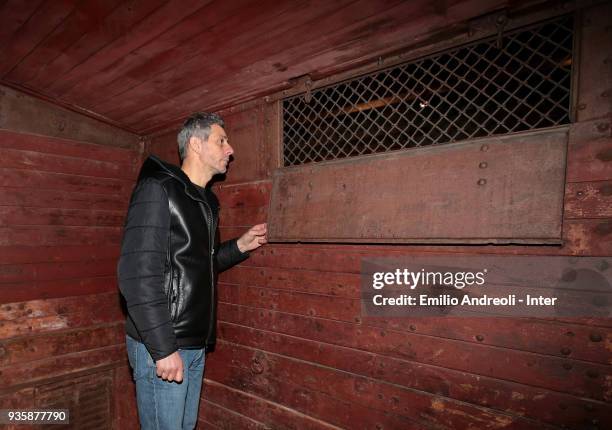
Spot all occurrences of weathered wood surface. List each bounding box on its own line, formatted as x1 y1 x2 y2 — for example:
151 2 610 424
0 95 138 428
268 127 568 244
0 0 533 134
0 86 139 148
199 88 611 428
576 2 612 122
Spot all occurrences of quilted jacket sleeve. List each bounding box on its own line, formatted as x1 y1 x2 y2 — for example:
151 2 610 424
117 179 178 361
215 235 249 273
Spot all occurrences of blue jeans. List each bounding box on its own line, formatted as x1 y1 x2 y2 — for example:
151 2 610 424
126 335 205 430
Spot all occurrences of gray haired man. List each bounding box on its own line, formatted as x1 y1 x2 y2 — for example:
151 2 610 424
118 112 266 429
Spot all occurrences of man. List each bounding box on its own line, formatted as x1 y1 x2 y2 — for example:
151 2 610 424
118 112 267 429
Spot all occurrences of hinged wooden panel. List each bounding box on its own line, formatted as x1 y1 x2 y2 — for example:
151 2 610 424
268 127 568 244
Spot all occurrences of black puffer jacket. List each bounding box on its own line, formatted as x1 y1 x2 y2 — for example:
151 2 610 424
118 155 248 360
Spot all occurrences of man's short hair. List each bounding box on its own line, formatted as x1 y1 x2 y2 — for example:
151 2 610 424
177 112 225 161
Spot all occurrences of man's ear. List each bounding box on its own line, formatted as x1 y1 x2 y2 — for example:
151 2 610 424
188 136 201 155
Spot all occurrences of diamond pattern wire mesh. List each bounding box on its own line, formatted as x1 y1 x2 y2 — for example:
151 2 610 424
282 15 573 166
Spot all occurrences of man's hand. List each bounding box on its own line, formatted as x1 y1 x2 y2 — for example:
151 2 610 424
156 351 183 382
237 223 268 253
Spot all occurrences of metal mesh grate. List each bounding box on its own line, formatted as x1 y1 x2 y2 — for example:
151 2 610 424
283 15 573 166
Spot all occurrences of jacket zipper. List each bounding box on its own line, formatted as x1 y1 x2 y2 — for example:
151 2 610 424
200 198 216 346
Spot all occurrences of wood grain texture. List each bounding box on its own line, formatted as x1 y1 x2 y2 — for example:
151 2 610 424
0 86 139 149
576 2 612 122
0 0 79 77
268 128 568 244
0 0 537 134
201 379 340 430
0 91 134 428
215 323 611 429
199 108 610 429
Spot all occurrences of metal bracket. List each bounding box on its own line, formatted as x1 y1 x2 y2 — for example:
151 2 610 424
289 74 314 103
495 12 509 49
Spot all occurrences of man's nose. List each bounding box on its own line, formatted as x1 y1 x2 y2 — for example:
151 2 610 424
225 143 234 156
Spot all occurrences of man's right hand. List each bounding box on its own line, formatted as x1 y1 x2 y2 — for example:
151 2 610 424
156 351 184 382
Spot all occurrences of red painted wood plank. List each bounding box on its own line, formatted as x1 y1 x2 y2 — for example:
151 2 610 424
0 226 121 247
5 0 124 84
0 168 132 196
25 0 167 92
217 322 611 429
362 316 612 366
0 148 135 180
198 418 223 430
0 0 45 49
0 295 123 338
0 129 139 164
200 397 268 430
0 386 35 411
219 266 360 299
124 0 506 132
112 365 138 430
0 344 125 389
218 303 611 401
207 341 540 430
218 265 611 363
93 0 361 120
0 259 118 284
0 304 123 340
576 3 612 122
202 379 341 430
220 283 359 323
219 206 267 228
0 245 120 265
0 291 118 321
1 187 129 211
147 130 180 166
0 207 124 228
565 181 612 219
564 219 612 256
0 276 117 304
215 181 272 209
61 0 249 105
0 323 124 366
0 0 79 77
0 86 139 150
40 0 210 95
241 223 612 273
567 118 612 182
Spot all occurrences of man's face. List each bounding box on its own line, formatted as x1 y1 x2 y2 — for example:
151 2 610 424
196 124 234 176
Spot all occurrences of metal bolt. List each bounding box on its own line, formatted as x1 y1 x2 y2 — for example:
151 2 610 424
589 333 602 342
560 347 571 355
577 103 586 110
409 325 416 331
481 144 489 152
477 178 487 186
576 191 584 197
475 335 484 342
479 162 488 169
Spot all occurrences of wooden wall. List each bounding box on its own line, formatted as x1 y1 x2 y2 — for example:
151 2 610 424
148 4 612 429
0 86 140 429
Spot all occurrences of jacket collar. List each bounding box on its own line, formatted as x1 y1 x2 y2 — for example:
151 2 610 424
139 154 208 203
